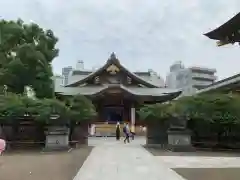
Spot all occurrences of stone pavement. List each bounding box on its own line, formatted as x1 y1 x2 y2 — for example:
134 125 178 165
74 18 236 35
157 156 240 168
73 137 186 180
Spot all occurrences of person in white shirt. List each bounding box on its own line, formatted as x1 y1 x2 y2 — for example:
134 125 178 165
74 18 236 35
123 123 130 143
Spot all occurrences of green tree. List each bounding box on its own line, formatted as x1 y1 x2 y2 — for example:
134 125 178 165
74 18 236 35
33 98 71 124
0 93 71 125
0 19 58 98
138 93 240 146
68 95 96 122
169 96 206 120
171 93 240 124
137 103 172 145
137 103 171 121
171 93 240 143
0 93 26 122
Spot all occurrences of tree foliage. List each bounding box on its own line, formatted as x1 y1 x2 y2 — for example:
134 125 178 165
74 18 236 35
138 93 240 147
175 93 240 146
137 103 171 121
171 93 240 124
68 95 96 122
0 93 97 124
0 93 70 124
0 93 25 120
138 93 240 125
0 19 58 98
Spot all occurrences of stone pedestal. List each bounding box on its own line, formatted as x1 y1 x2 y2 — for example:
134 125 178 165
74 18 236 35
145 121 169 149
45 126 70 151
167 129 195 152
70 123 88 145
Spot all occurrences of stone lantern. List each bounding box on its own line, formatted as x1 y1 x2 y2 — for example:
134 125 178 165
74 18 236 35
167 116 194 152
44 115 70 151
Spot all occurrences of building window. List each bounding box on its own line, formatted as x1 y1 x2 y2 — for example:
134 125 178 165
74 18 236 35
127 76 132 84
63 76 68 86
94 76 100 84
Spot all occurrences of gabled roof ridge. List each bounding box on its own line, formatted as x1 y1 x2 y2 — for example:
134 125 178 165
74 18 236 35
65 53 159 88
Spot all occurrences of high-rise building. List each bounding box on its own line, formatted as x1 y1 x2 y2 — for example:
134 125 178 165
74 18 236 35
53 75 64 92
62 66 73 86
166 61 217 96
76 60 84 70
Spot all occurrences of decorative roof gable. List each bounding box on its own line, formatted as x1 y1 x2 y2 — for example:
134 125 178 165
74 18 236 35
66 53 159 88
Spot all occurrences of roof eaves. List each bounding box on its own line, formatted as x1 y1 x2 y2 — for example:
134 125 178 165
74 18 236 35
65 54 160 88
204 12 240 40
197 73 240 93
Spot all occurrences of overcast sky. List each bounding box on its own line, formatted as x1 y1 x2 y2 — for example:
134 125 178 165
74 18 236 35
0 0 240 80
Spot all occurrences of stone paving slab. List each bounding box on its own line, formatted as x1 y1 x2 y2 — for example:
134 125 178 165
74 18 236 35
88 136 146 146
157 156 240 168
73 141 186 180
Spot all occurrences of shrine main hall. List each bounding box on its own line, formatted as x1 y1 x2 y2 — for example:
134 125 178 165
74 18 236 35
54 53 181 126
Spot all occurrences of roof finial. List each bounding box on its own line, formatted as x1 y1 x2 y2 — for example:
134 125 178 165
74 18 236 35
110 52 116 60
108 52 120 64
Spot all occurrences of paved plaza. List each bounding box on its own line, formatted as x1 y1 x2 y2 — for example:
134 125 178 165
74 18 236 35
73 137 240 180
157 156 240 168
74 137 185 180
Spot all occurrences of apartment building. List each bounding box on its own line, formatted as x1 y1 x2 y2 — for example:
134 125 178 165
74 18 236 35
166 61 217 96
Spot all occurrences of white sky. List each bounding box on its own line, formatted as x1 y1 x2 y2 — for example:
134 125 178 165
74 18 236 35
0 0 240 80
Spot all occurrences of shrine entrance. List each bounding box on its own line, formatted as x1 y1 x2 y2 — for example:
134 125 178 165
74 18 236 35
94 94 132 123
103 106 123 123
92 95 134 136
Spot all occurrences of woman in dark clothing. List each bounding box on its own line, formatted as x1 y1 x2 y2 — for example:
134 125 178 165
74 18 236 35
116 122 120 140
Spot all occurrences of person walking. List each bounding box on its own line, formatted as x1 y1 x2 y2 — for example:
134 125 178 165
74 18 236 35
123 123 130 143
116 122 120 140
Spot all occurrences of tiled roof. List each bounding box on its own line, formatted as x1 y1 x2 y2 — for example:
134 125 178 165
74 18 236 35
69 70 164 87
204 12 240 41
55 84 181 97
65 53 160 88
197 73 240 93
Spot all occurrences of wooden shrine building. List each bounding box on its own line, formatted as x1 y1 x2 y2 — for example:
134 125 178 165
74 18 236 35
55 53 182 127
204 12 240 46
201 12 240 95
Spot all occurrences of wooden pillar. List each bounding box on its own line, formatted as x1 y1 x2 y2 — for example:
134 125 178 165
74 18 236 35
123 99 130 123
130 104 136 132
94 99 103 122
